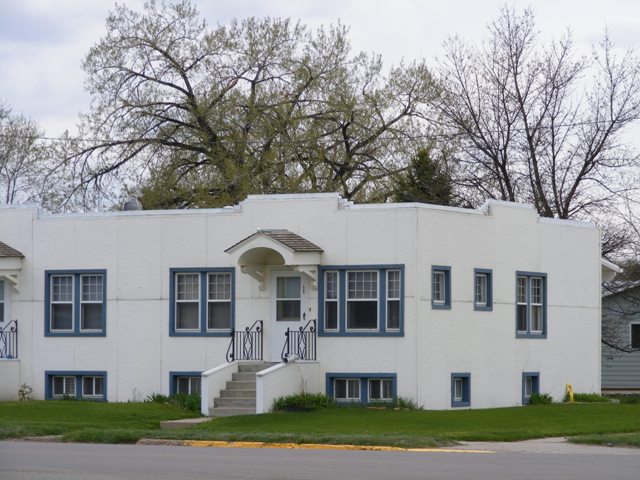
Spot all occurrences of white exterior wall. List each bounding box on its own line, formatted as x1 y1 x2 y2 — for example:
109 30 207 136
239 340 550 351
256 361 321 414
415 203 600 408
0 194 601 408
0 360 20 400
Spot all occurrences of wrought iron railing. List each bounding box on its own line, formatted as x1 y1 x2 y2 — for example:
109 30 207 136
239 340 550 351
281 319 316 361
226 320 263 362
0 320 18 359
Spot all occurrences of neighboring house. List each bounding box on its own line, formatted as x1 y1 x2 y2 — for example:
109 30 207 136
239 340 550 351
0 193 614 412
602 283 640 393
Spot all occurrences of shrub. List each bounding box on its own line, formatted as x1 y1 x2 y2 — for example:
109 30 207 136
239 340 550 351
145 392 201 414
617 395 640 404
168 393 201 413
146 393 169 404
529 393 553 405
17 384 33 401
394 397 423 410
368 397 422 410
273 393 334 412
568 393 610 403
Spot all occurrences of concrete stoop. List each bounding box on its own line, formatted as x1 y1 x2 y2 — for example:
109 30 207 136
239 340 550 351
209 362 277 417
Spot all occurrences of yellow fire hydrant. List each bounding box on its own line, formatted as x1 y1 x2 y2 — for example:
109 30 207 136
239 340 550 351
566 383 575 403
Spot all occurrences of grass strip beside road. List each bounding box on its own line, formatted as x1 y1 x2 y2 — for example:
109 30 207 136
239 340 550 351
2 401 640 447
186 403 640 444
570 433 640 448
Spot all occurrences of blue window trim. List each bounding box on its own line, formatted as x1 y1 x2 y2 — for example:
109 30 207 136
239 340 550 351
431 265 451 310
473 268 493 312
325 372 397 403
515 271 548 339
522 372 540 405
44 270 107 337
169 371 202 395
318 265 404 337
451 372 471 407
45 370 107 401
169 267 235 337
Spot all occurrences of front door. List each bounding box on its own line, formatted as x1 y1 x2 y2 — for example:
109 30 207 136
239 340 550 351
270 271 308 361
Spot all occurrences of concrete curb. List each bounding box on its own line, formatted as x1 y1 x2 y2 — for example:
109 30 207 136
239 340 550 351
19 435 63 443
136 438 494 453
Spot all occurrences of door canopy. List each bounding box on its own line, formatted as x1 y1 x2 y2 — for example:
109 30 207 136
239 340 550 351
0 240 24 293
225 229 323 290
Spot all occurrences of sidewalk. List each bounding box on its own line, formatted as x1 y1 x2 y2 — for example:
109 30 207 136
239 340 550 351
458 437 640 456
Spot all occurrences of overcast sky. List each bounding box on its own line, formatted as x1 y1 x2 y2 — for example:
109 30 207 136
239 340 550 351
1 0 639 137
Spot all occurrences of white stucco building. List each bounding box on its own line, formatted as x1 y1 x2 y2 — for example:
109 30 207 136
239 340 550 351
0 193 613 412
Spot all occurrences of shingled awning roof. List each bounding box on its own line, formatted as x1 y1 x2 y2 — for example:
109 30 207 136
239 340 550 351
225 229 322 253
0 241 23 258
226 229 323 290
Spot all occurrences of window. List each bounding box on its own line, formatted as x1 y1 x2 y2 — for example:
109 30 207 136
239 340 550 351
326 373 397 403
46 371 106 400
319 266 404 336
631 324 640 349
82 376 104 398
208 273 232 329
369 379 393 401
324 271 339 330
347 271 378 329
474 269 493 311
516 272 547 338
51 275 73 330
170 372 202 395
52 376 75 397
81 275 104 330
276 276 301 321
431 266 451 309
45 270 107 336
333 378 361 401
386 270 401 330
170 268 234 336
176 273 199 330
177 377 201 395
522 372 540 405
451 373 470 407
0 280 4 322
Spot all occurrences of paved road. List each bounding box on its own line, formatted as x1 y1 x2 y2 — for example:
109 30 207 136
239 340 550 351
1 440 639 480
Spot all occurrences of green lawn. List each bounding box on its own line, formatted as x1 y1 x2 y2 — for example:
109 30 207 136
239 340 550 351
2 401 640 447
0 401 194 442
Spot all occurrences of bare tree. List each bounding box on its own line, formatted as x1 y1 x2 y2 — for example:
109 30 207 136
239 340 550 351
435 6 640 219
0 105 47 204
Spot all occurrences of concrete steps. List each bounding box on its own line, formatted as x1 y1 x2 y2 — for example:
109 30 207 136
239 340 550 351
209 362 277 417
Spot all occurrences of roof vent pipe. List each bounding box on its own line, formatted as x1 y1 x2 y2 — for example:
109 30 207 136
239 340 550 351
123 198 143 211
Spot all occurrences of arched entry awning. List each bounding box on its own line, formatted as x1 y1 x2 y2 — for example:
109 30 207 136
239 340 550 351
225 229 323 290
0 240 24 293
